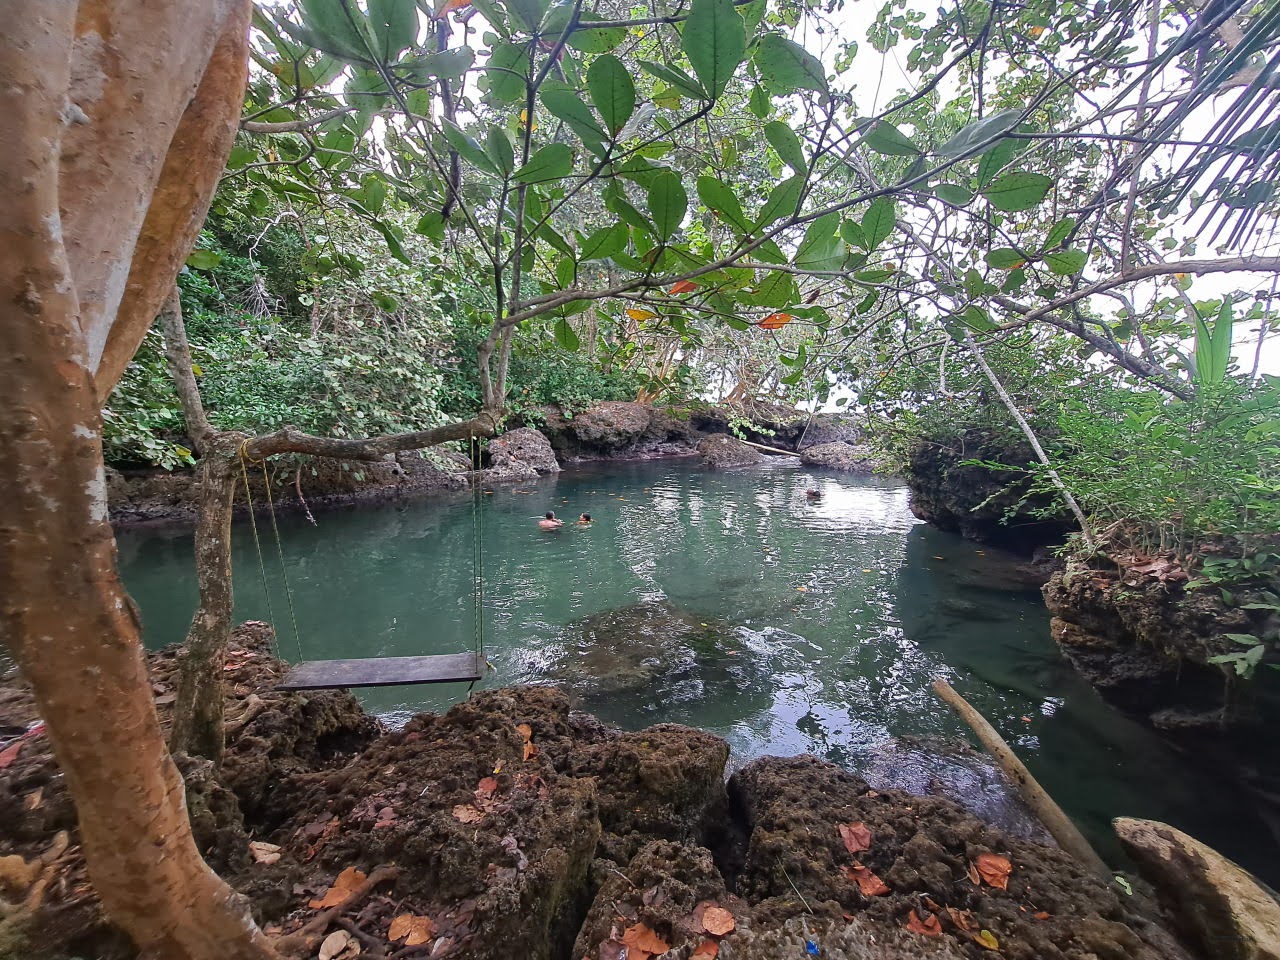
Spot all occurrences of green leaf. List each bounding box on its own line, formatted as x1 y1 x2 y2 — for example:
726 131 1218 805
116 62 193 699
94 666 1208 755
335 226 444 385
185 249 222 271
976 138 1022 187
840 219 866 249
368 0 417 60
647 170 688 240
507 0 550 32
540 81 607 154
757 175 803 228
985 248 1027 269
579 222 629 261
374 219 411 264
936 109 1023 158
752 269 796 307
1043 217 1075 251
934 183 973 205
794 212 843 272
554 316 581 350
513 142 574 183
604 181 651 230
486 41 531 103
1043 248 1087 275
764 121 806 173
541 7 625 52
555 256 576 289
408 46 474 81
861 197 896 250
981 171 1053 212
860 120 920 157
960 305 996 331
682 0 746 100
697 175 753 234
748 84 770 118
295 0 372 62
415 210 445 241
754 34 827 94
441 118 500 175
586 54 636 136
638 59 707 100
484 124 515 175
1194 299 1234 386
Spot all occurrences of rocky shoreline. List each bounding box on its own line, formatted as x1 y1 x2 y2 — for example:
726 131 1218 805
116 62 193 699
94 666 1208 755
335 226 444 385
106 402 873 526
0 626 1205 960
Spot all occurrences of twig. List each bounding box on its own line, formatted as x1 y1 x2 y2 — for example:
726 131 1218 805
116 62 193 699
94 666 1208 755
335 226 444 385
337 917 386 959
781 866 813 914
931 679 1109 878
294 466 317 526
274 865 401 957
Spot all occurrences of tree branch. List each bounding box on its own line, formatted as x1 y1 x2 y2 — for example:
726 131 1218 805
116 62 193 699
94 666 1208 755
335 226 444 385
240 106 354 133
245 410 501 462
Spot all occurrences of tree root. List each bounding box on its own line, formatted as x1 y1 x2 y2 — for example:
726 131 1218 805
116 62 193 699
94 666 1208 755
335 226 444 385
273 865 400 958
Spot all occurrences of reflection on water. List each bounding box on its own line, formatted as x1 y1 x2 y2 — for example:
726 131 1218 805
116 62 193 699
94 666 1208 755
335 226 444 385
116 458 1279 881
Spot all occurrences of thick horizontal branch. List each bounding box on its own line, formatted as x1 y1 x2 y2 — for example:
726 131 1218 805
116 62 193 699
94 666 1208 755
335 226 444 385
245 411 500 462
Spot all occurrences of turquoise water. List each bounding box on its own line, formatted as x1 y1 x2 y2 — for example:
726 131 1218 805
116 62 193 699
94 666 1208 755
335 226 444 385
116 458 1278 878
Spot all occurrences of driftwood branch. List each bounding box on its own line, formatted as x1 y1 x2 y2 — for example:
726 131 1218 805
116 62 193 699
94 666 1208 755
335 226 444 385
735 437 799 457
932 679 1110 878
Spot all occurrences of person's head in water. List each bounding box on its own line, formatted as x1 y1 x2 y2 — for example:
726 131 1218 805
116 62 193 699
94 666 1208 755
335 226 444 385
545 511 556 520
578 513 592 523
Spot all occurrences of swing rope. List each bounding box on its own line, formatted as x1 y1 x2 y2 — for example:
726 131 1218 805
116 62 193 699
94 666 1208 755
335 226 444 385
470 431 488 675
239 441 305 664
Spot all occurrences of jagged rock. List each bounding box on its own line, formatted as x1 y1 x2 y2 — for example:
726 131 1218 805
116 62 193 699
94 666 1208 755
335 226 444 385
797 413 862 449
698 435 763 470
1115 817 1280 960
905 430 1073 552
722 915 969 960
799 441 878 473
486 426 561 482
569 401 653 450
534 403 702 460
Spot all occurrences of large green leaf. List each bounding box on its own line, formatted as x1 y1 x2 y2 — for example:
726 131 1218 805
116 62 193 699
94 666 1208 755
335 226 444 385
754 34 826 94
368 0 417 60
185 249 222 271
757 175 803 227
981 171 1053 212
764 121 806 173
697 175 753 234
984 247 1027 269
486 41 531 103
586 54 636 136
1194 299 1234 385
682 0 746 100
484 124 515 176
407 46 474 81
554 316 581 351
934 183 974 205
441 118 500 175
579 222 630 261
647 170 688 240
542 7 626 52
752 270 797 307
936 109 1022 158
976 139 1022 187
1043 217 1075 250
540 81 607 154
860 120 920 157
513 142 574 183
638 59 706 100
604 181 651 230
294 0 371 62
507 0 550 32
1043 249 1087 275
794 212 843 272
861 197 896 250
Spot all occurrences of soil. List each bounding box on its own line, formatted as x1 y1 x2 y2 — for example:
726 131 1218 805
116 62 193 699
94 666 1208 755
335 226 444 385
0 632 1201 960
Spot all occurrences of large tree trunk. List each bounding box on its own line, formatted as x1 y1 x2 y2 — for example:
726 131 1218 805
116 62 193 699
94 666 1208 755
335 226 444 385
168 442 239 762
1 4 274 957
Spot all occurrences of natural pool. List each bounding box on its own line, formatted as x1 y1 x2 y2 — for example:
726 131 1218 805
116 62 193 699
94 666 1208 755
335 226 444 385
117 457 1278 880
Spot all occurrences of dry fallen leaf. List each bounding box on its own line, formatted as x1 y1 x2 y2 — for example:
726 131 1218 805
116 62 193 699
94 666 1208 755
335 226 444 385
452 804 485 824
248 841 282 865
523 741 539 761
975 852 1012 891
476 777 499 798
24 788 43 811
845 863 890 897
702 905 735 937
692 940 720 956
0 741 23 770
905 910 942 937
621 922 669 955
967 860 982 885
317 929 351 960
1033 911 1050 921
389 913 437 946
309 866 366 909
516 723 534 742
838 822 872 855
945 907 976 932
975 929 1000 950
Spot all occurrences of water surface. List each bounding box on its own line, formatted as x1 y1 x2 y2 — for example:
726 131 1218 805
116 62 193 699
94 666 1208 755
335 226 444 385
117 458 1279 879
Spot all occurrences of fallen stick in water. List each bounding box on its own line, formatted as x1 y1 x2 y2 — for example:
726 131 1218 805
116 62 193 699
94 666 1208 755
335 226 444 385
734 437 799 456
931 678 1110 878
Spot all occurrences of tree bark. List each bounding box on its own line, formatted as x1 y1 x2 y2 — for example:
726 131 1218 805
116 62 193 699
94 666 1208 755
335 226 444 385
168 442 238 762
159 289 214 449
1 5 274 957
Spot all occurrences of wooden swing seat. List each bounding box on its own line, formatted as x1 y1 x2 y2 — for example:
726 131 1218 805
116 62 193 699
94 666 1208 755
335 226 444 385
276 651 484 690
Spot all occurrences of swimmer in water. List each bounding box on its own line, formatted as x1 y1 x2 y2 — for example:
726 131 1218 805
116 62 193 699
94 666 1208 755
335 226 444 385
538 511 564 531
578 513 593 525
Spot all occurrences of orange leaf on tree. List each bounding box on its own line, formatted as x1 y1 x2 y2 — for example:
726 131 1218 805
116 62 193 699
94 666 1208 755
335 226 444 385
692 940 720 956
626 308 658 320
838 822 872 854
308 866 366 909
621 922 669 955
758 312 792 330
975 852 1012 890
702 905 736 936
389 913 437 946
436 0 471 15
905 910 942 936
669 280 698 294
845 863 890 897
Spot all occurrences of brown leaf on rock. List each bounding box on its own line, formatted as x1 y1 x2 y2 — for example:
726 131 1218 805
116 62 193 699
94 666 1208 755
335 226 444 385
309 866 366 909
1033 911 1050 921
945 907 976 932
845 863 890 897
389 913 437 946
702 905 735 936
838 822 872 854
452 804 485 824
967 860 982 885
975 852 1012 890
523 740 539 761
0 741 23 769
318 929 351 960
905 910 942 936
692 940 720 956
516 723 534 742
621 922 669 955
476 776 499 798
